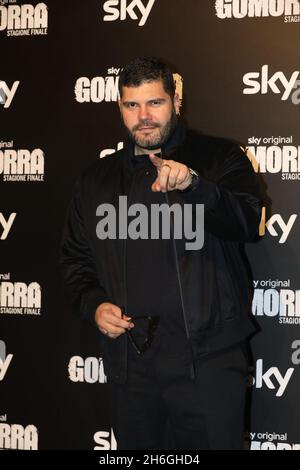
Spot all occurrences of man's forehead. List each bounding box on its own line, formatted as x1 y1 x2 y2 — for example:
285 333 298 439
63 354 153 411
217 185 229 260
121 80 168 100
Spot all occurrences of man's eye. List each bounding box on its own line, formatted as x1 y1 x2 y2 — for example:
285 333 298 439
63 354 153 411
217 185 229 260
125 103 137 109
150 100 161 106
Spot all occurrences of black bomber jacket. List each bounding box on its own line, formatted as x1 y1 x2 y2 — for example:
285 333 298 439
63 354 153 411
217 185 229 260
61 125 262 383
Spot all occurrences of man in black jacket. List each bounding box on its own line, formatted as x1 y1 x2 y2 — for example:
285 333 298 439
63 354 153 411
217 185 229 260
61 57 262 450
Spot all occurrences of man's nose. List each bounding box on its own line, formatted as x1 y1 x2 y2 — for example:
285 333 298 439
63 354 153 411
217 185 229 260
138 105 151 121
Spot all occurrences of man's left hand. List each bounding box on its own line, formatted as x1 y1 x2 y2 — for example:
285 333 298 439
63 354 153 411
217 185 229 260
149 154 192 192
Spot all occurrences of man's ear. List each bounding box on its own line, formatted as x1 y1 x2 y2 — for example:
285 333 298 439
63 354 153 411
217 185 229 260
174 93 180 115
118 99 124 119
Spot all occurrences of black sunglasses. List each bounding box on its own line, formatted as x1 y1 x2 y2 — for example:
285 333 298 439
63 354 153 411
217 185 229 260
122 312 160 355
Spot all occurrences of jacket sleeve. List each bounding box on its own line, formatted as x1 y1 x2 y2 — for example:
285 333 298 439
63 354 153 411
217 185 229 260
181 143 262 242
60 179 109 325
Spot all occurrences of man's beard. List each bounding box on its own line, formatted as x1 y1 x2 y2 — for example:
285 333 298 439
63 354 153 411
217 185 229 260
127 109 177 150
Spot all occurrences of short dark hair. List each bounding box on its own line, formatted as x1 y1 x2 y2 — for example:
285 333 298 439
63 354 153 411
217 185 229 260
119 57 175 99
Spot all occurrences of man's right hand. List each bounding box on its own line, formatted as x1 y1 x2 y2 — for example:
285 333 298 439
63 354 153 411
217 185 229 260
95 302 134 339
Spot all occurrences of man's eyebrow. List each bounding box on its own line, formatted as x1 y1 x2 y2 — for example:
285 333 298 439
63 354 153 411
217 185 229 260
147 98 166 102
122 98 166 106
122 100 138 105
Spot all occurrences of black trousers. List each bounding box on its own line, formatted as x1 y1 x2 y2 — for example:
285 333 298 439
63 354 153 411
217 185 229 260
108 341 248 450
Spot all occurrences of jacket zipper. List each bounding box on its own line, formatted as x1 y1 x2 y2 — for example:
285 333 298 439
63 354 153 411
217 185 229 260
164 189 195 380
121 167 138 382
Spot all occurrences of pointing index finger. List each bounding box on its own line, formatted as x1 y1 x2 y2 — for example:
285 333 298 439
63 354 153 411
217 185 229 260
149 153 164 169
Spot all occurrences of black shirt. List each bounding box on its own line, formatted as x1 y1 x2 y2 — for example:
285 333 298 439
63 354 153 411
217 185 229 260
124 130 191 360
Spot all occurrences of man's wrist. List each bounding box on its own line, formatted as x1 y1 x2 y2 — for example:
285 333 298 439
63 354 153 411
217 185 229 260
180 167 200 193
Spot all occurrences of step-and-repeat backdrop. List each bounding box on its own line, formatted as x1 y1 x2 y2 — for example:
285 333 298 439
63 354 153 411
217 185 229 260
1 0 300 450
